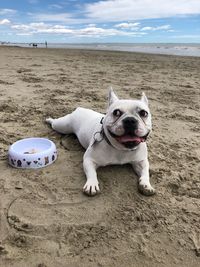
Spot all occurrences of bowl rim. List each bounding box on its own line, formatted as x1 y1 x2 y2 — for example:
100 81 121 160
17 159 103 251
9 137 56 158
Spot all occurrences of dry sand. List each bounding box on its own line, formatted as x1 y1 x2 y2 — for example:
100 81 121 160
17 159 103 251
0 46 200 267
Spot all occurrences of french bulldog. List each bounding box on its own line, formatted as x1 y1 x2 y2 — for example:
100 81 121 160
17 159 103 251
46 88 155 196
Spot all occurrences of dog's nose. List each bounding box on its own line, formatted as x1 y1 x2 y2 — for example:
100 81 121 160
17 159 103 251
123 117 138 135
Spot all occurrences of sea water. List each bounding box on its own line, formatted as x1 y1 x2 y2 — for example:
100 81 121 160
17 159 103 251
3 42 200 57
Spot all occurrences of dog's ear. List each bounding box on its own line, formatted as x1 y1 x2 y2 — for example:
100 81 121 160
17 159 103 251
108 87 119 106
141 92 148 106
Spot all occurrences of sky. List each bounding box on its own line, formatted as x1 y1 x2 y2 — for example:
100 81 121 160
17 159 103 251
0 0 200 43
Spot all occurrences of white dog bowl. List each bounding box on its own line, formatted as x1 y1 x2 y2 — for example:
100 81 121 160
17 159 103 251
8 138 57 169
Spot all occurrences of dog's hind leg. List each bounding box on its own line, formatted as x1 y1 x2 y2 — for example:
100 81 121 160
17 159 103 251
46 114 73 134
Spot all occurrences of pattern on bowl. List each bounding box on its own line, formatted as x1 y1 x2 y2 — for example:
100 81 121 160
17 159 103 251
8 138 58 169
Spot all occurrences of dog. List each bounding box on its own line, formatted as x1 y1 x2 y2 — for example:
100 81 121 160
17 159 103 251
46 88 155 196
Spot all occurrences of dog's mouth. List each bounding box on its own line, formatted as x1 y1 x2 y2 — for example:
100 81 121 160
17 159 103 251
108 130 148 149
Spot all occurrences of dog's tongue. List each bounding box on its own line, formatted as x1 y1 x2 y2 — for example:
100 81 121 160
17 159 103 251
116 135 144 144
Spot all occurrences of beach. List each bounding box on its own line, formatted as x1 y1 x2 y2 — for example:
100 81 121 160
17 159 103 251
0 46 200 267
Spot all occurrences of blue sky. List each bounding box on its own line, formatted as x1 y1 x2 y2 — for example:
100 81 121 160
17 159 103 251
0 0 200 43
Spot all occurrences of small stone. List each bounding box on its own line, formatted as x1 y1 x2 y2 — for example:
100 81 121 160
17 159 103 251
175 196 183 202
37 264 47 267
195 249 200 257
0 245 7 255
178 239 186 247
15 181 23 189
167 215 176 225
22 223 33 230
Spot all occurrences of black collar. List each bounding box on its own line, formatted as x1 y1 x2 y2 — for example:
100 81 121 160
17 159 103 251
92 117 112 147
101 127 112 146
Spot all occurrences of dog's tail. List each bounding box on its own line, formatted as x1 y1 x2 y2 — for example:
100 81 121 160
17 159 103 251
46 117 54 125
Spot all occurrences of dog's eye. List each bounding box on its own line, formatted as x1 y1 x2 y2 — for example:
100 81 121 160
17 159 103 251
113 109 122 117
139 110 148 118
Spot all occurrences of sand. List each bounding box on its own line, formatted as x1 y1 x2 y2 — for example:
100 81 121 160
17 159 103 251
0 46 200 267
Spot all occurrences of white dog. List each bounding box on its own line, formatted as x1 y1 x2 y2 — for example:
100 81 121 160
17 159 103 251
46 88 155 196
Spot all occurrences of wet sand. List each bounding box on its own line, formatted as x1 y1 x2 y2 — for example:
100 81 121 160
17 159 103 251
0 46 200 267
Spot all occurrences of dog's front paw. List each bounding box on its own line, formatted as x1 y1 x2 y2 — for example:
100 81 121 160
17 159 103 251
138 181 155 196
83 180 100 196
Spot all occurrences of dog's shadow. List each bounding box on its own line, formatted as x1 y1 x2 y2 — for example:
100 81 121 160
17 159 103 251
60 134 85 152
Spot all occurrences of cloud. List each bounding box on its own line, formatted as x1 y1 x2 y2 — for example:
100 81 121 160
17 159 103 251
74 27 142 37
29 12 73 22
28 12 94 25
48 4 63 10
0 19 11 25
37 27 73 34
11 22 51 31
115 22 140 30
10 21 146 38
11 25 28 31
141 24 171 31
29 0 200 25
85 0 200 22
16 32 33 36
0 9 16 15
141 26 153 31
87 23 96 27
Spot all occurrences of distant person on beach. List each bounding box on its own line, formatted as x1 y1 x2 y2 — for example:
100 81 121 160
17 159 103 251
45 41 47 48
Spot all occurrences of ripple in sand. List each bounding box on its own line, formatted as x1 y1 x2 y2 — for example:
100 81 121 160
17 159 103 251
7 191 110 236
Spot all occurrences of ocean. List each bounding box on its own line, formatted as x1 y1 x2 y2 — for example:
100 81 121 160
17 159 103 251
2 42 200 57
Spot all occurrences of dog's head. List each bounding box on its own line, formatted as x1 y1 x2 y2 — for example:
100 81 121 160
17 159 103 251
103 88 152 150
